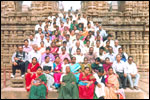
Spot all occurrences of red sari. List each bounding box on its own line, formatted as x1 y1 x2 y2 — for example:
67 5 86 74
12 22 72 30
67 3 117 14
50 47 59 57
78 72 96 99
25 63 40 91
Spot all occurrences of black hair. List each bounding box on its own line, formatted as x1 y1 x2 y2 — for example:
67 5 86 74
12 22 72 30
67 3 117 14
63 41 67 44
46 47 50 51
105 57 110 61
108 67 113 71
107 34 112 37
45 56 49 60
99 46 104 50
106 41 110 44
119 47 123 50
61 47 66 50
84 57 88 61
64 58 69 61
95 57 101 62
24 39 28 42
84 67 90 70
128 56 133 60
71 56 76 60
37 66 42 70
96 40 100 43
98 67 104 73
76 48 81 51
32 57 37 61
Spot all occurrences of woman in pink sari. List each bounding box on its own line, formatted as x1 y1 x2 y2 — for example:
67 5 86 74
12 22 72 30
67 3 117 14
103 57 113 75
104 67 119 99
25 57 40 91
50 42 59 57
53 56 62 89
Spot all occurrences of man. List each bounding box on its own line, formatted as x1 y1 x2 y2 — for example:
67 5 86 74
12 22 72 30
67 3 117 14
97 46 106 63
91 57 103 73
113 40 121 55
83 40 90 54
126 56 140 90
73 34 84 48
94 22 99 36
74 48 84 64
28 34 36 47
104 46 116 63
42 18 49 30
58 41 69 54
23 39 33 72
35 28 44 44
98 24 108 41
11 45 28 78
41 47 55 63
87 17 94 27
35 20 42 33
118 47 128 62
112 54 127 89
85 47 97 64
28 44 42 64
71 41 84 55
37 34 46 47
103 34 115 47
94 40 101 55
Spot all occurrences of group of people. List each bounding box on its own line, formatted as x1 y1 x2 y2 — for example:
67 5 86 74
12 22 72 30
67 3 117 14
11 10 140 99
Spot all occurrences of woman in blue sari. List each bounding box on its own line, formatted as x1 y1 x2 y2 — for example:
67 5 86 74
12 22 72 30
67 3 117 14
69 57 81 83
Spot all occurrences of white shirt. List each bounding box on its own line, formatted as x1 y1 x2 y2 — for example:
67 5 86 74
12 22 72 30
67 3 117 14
94 46 101 54
41 61 53 70
35 33 44 43
71 46 84 55
74 54 84 63
113 45 121 55
58 46 70 54
28 38 36 46
104 53 116 62
112 60 127 73
61 64 69 73
99 29 108 38
83 46 90 55
60 73 66 82
73 40 84 48
103 40 115 47
28 50 42 64
35 24 42 31
64 21 71 28
97 52 106 60
125 62 138 74
45 40 51 47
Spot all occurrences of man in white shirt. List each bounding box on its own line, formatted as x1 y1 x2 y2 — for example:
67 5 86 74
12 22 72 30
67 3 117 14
35 20 42 33
74 48 84 64
112 54 127 89
94 40 101 55
98 24 108 41
87 17 94 27
42 18 49 31
94 22 99 36
28 34 36 47
113 40 121 55
104 46 116 63
28 44 42 64
103 34 114 47
37 34 46 47
83 40 90 55
126 56 140 90
73 34 84 48
71 41 84 55
35 28 44 44
118 47 128 62
82 14 87 27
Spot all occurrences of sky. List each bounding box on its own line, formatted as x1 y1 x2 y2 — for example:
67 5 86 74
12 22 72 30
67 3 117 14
23 1 111 11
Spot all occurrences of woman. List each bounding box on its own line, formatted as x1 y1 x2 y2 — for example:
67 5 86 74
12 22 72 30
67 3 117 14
78 67 96 99
103 57 113 74
80 57 92 73
69 57 81 83
104 67 119 99
38 41 45 55
58 66 79 99
25 57 40 91
81 27 88 37
50 42 59 57
29 66 48 99
53 56 62 88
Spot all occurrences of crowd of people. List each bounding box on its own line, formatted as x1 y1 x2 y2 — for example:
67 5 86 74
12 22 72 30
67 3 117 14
11 10 140 99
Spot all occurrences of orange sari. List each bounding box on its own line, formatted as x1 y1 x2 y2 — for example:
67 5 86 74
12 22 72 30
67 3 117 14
104 74 119 99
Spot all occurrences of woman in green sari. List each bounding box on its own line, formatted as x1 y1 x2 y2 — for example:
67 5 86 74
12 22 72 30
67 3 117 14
58 66 79 99
29 66 48 99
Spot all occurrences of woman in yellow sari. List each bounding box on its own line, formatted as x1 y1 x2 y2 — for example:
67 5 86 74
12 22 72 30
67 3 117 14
104 67 119 99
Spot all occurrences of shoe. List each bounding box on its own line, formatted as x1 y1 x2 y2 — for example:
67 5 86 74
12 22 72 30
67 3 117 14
99 96 104 99
11 74 15 78
130 87 134 90
21 74 25 78
134 86 139 90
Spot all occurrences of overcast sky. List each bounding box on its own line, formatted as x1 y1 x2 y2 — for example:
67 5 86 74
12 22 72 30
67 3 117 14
23 1 112 11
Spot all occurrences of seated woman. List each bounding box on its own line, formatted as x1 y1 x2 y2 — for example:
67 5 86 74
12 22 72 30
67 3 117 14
43 66 54 91
29 66 48 99
50 42 59 57
25 57 40 91
69 57 81 83
103 57 113 75
38 41 45 55
58 66 79 99
78 67 96 99
104 67 119 99
80 57 92 73
53 56 62 89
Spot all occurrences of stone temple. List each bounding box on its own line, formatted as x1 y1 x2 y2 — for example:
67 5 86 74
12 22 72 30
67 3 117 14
1 1 149 99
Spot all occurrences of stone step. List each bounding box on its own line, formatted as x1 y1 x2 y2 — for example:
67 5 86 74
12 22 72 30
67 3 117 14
1 87 58 99
11 84 24 88
1 87 146 99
